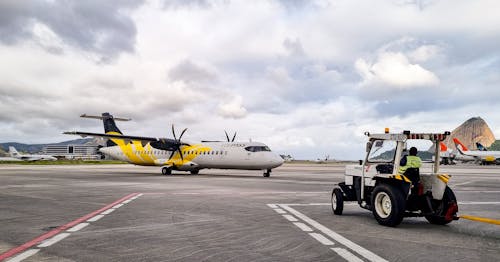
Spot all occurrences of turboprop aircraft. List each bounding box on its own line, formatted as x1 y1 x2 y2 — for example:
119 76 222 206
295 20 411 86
64 113 283 176
453 138 500 164
8 146 57 161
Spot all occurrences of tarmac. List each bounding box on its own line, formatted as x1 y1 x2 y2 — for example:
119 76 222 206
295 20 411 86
0 163 499 261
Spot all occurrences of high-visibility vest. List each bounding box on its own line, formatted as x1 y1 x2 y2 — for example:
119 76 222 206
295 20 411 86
398 155 422 175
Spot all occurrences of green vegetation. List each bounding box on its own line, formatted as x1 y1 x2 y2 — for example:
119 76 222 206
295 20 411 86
0 160 127 165
490 140 500 151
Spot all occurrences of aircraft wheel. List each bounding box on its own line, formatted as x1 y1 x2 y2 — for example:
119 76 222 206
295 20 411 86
331 188 344 215
371 184 405 227
162 167 172 175
190 170 199 175
263 170 271 177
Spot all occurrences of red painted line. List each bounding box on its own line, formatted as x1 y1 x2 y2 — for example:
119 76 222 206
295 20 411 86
0 192 140 261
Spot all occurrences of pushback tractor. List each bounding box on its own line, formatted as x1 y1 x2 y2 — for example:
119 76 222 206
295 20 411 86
331 130 459 227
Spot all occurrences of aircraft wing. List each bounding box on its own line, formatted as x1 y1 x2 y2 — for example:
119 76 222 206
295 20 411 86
63 131 182 150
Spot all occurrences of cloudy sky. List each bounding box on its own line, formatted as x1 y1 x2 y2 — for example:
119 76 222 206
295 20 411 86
1 0 499 159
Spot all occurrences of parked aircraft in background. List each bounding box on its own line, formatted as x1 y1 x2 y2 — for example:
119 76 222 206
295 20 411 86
64 113 283 176
453 138 500 164
8 146 57 161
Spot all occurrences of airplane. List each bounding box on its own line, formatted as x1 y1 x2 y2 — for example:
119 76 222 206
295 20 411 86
453 138 500 165
8 146 57 161
64 113 284 176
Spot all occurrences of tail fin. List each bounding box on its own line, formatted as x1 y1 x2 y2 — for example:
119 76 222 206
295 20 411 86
8 146 19 157
440 142 448 152
476 142 487 151
453 138 469 153
80 113 130 146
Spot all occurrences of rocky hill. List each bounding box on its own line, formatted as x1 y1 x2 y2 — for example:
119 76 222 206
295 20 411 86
443 117 496 150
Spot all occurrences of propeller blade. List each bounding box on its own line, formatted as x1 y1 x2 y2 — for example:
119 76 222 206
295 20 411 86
225 130 230 142
232 132 237 142
172 124 177 141
177 148 184 161
168 150 175 160
178 128 188 140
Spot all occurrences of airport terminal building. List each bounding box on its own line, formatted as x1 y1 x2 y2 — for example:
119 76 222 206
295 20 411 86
43 144 102 160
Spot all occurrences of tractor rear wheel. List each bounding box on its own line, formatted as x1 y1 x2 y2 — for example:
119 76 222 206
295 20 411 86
425 186 458 225
371 184 406 227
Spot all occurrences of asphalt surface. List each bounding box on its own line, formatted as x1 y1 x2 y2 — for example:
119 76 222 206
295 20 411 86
0 163 499 261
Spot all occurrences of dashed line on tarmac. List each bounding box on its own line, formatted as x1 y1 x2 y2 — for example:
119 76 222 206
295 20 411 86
268 203 387 262
0 193 143 262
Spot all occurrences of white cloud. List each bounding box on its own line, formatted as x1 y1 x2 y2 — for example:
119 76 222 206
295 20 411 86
217 96 247 119
355 52 439 88
408 45 440 62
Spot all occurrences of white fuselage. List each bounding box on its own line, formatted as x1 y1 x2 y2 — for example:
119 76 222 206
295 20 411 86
99 141 284 171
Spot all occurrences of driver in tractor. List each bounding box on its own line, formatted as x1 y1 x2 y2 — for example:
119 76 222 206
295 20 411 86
399 146 422 194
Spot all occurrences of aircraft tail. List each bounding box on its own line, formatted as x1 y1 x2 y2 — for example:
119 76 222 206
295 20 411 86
453 138 469 154
8 146 19 157
440 142 448 152
80 113 130 146
476 142 487 151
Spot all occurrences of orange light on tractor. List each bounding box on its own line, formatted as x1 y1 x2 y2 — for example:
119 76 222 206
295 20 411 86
384 128 390 133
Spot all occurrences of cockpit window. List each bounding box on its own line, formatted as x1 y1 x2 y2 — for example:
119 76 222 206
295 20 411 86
245 146 271 152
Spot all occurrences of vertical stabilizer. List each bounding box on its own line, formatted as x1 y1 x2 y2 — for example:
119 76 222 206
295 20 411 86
8 146 19 157
80 113 130 147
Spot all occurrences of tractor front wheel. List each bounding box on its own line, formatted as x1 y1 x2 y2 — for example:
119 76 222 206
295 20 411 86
371 184 406 227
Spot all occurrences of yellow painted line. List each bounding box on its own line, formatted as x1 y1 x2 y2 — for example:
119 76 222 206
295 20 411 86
460 215 500 226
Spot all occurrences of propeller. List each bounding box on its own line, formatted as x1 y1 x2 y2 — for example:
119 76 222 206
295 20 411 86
225 130 237 142
168 124 190 161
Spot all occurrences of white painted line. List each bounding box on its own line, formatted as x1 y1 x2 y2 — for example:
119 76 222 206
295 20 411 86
67 223 89 232
453 181 474 186
267 204 278 209
280 204 388 262
293 222 313 232
274 208 287 214
113 204 124 209
282 214 298 222
6 249 39 262
458 201 500 205
284 203 357 206
331 248 364 262
37 233 71 248
101 208 116 215
122 199 132 204
309 233 335 246
87 214 105 222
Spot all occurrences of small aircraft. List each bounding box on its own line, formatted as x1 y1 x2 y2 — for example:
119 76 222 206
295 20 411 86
64 113 284 176
453 138 500 164
8 146 57 161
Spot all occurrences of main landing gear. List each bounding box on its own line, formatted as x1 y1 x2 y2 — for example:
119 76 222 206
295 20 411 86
161 166 172 175
263 169 271 177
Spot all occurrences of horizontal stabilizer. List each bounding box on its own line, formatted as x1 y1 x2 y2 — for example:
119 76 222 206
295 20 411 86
80 114 131 121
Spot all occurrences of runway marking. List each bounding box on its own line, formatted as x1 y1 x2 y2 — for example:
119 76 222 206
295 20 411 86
101 208 116 215
282 214 298 222
37 233 71 248
331 248 364 262
309 233 335 245
268 203 387 262
274 208 287 214
5 249 39 262
293 222 313 232
0 193 142 262
87 214 105 222
113 203 124 208
67 223 89 232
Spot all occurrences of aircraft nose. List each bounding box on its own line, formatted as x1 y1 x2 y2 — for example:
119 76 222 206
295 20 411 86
273 154 284 167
